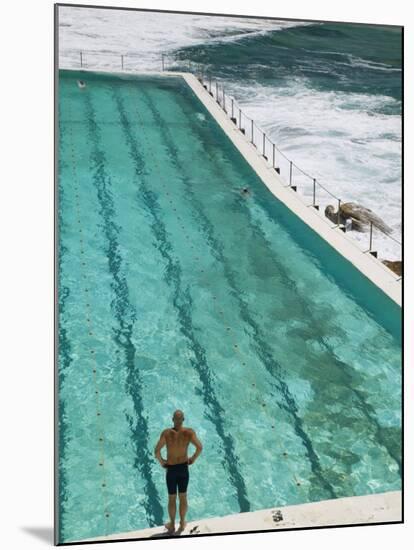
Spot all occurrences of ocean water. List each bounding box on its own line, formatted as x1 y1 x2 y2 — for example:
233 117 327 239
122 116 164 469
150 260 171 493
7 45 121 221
58 69 401 543
58 7 402 260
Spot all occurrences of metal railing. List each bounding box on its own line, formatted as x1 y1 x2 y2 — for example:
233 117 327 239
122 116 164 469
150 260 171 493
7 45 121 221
64 50 402 271
64 50 145 71
160 53 402 269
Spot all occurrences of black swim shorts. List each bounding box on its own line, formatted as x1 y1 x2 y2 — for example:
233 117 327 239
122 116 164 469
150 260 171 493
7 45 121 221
166 461 189 495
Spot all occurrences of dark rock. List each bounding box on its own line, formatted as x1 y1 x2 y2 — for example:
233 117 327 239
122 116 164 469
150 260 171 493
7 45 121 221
382 260 402 276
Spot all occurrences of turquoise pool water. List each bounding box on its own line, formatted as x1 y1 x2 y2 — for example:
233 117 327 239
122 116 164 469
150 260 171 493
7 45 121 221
57 69 402 543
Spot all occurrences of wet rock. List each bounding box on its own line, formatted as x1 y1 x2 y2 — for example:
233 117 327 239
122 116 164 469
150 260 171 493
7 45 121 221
325 202 392 234
382 260 402 276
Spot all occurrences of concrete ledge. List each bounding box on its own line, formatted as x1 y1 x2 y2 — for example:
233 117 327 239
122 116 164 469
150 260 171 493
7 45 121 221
74 490 401 542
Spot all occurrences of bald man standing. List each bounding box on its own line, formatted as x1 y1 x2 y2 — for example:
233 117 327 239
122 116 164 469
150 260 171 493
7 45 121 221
154 410 203 535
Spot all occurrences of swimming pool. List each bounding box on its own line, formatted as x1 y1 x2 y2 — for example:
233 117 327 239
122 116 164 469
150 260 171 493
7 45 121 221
57 69 402 543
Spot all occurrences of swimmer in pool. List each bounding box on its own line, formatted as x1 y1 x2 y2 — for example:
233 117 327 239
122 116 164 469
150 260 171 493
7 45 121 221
154 410 203 535
77 80 86 89
240 187 250 196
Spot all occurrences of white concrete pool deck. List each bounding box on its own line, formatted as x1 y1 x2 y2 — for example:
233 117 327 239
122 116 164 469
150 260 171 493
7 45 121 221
75 490 401 542
68 66 401 306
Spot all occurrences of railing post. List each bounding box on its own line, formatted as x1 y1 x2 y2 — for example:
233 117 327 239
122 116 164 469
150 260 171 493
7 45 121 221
368 221 377 255
369 221 373 251
209 74 212 94
289 161 293 186
313 178 316 206
80 50 83 68
216 82 219 102
337 199 341 226
162 54 165 72
263 133 266 158
251 120 254 145
239 108 241 129
273 143 275 168
121 54 124 70
231 98 234 119
223 88 226 112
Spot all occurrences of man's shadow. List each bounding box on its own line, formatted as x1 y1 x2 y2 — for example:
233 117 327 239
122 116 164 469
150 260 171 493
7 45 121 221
148 526 191 538
149 530 176 539
149 526 198 538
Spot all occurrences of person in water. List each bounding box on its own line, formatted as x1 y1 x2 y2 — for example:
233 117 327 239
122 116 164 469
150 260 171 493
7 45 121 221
77 80 86 89
241 187 250 196
154 410 203 535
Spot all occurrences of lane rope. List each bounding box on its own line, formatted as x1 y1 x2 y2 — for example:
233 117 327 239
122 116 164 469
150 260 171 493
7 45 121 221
65 97 111 533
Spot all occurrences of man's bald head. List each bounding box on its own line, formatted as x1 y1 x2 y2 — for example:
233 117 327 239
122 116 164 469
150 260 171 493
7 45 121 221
172 410 184 425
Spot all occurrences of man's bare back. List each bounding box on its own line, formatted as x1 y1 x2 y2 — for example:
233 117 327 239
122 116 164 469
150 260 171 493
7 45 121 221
157 427 202 466
155 411 203 468
163 427 192 465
